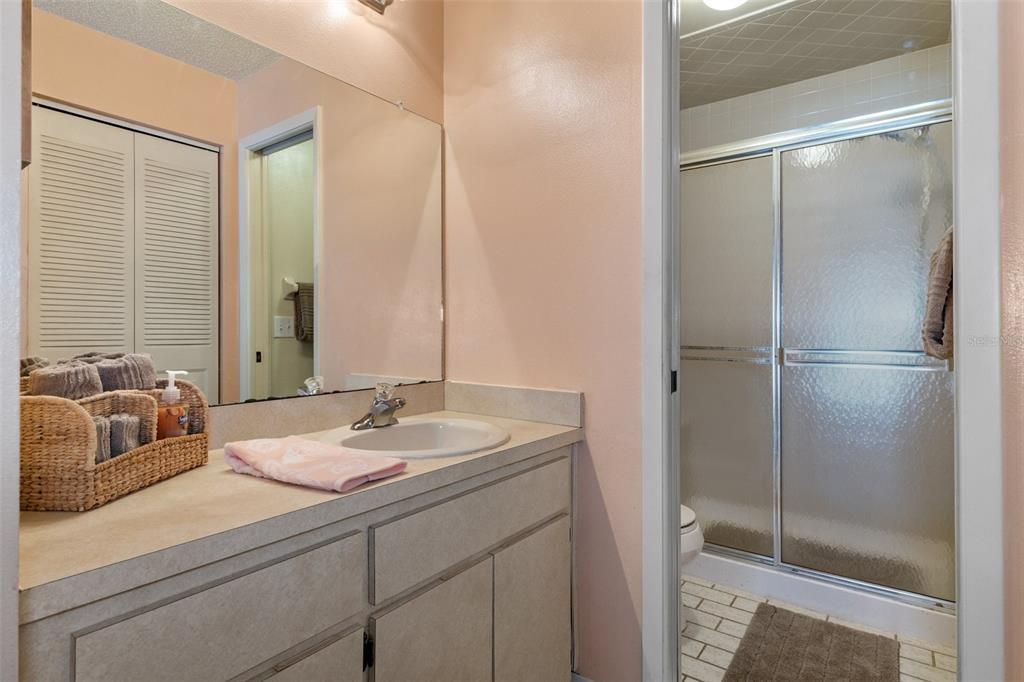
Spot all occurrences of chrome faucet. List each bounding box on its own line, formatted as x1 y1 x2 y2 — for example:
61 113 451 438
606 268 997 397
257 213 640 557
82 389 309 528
351 383 406 430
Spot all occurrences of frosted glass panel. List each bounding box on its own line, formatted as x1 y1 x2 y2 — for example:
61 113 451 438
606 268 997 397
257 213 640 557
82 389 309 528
681 358 774 556
780 365 955 600
681 156 774 348
781 122 953 351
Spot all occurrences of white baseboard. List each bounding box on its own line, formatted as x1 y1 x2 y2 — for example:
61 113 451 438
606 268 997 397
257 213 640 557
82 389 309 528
686 551 956 648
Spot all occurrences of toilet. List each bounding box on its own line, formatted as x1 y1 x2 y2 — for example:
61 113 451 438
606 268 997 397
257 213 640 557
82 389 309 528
680 504 704 626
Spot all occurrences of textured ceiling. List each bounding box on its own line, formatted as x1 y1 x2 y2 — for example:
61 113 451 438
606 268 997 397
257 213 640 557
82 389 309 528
34 0 281 82
681 0 950 108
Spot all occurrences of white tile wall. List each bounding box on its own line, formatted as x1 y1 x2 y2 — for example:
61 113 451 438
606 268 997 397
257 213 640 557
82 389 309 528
681 44 951 153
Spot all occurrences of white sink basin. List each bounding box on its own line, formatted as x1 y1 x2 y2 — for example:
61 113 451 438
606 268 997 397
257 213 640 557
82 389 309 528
322 417 510 459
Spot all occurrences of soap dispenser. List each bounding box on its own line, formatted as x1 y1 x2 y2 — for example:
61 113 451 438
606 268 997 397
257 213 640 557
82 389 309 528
157 370 190 439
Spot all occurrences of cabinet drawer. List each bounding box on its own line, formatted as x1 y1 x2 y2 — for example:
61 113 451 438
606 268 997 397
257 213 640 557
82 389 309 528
372 454 570 602
269 628 364 682
74 533 365 682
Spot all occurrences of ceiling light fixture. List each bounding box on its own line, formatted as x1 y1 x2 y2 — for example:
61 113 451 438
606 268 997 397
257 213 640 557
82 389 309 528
358 0 394 14
702 0 749 11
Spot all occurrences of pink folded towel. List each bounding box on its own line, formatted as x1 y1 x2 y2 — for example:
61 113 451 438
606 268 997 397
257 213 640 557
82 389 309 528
224 436 407 493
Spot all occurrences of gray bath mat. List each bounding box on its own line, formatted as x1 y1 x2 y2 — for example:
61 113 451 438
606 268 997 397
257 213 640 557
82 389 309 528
724 603 899 681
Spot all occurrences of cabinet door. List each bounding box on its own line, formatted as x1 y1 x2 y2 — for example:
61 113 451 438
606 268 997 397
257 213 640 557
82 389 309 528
270 628 364 682
28 106 135 359
372 558 492 682
493 516 571 682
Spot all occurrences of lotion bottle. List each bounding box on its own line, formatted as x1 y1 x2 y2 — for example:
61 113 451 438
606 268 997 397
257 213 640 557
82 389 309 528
157 370 190 439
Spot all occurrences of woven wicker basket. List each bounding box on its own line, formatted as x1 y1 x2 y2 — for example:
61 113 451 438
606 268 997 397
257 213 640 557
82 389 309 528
20 380 209 511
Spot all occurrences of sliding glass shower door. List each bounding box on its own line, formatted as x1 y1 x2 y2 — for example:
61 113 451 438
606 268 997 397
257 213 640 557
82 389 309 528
779 123 955 601
680 117 956 602
680 155 775 558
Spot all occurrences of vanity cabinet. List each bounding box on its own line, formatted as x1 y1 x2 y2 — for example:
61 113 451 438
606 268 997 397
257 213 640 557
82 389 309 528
20 448 575 682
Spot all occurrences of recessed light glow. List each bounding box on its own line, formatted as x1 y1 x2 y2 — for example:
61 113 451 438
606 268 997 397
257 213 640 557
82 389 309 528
327 0 350 19
703 0 749 10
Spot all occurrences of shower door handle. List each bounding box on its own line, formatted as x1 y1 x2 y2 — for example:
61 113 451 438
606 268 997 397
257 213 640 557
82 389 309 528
780 348 949 371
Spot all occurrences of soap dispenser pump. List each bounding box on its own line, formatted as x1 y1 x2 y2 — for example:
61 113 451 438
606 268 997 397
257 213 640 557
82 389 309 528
157 370 190 439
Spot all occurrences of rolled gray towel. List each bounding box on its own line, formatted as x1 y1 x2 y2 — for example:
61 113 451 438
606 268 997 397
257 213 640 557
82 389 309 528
20 356 49 377
28 362 102 400
109 413 141 457
69 351 125 365
93 416 111 463
94 354 157 391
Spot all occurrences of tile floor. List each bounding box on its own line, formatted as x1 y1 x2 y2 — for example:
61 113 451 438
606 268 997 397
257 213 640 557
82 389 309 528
681 575 957 682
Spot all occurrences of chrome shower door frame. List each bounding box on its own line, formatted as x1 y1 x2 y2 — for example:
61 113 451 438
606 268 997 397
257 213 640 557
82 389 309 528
681 99 955 613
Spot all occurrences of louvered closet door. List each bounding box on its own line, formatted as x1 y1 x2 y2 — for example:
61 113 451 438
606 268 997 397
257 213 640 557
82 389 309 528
28 107 134 359
134 134 219 403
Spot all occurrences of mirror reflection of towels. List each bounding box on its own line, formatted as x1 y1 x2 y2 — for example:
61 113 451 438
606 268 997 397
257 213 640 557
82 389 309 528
294 283 314 342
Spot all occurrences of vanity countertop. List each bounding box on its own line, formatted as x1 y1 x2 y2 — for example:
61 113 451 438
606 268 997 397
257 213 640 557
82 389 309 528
19 410 582 624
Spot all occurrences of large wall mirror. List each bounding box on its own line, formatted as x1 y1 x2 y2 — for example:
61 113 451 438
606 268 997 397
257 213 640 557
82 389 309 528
21 0 443 406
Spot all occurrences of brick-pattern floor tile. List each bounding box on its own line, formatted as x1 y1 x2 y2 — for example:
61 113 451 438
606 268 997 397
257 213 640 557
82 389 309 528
681 636 705 658
698 644 733 669
715 619 747 639
898 643 934 665
698 599 754 625
681 655 725 682
681 583 736 606
731 596 760 613
683 623 742 653
899 657 956 682
933 653 956 672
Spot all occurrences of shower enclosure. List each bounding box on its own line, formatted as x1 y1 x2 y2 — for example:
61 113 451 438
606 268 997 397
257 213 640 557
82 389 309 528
680 105 955 607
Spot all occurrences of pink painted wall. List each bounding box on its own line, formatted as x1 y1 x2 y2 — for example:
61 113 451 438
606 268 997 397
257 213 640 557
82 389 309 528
29 9 241 402
443 1 643 679
1001 1 1024 677
237 58 443 392
162 0 444 124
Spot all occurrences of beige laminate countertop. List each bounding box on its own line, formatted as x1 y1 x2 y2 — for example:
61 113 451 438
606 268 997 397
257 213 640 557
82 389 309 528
19 411 582 623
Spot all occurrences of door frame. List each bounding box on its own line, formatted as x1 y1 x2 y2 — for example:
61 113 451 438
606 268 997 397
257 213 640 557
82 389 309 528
641 1 680 681
237 107 323 401
644 0 1005 680
0 3 23 679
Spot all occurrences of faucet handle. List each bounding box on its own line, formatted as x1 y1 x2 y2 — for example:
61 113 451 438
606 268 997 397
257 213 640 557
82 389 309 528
375 382 396 401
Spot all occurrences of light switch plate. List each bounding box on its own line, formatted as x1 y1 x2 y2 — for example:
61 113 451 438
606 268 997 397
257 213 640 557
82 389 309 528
273 316 294 338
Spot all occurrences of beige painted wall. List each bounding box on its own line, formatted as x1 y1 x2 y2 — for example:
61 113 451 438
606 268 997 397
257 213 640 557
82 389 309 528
1001 1 1024 676
443 1 643 679
162 0 444 124
238 58 443 393
29 9 242 401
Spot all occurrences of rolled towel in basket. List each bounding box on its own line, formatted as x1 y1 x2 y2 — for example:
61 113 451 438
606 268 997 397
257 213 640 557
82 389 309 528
20 356 49 377
93 416 111 463
109 413 141 457
70 351 124 364
94 354 157 392
28 362 102 400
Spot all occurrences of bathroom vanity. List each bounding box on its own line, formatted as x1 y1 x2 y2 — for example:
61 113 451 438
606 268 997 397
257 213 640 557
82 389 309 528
18 411 582 681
